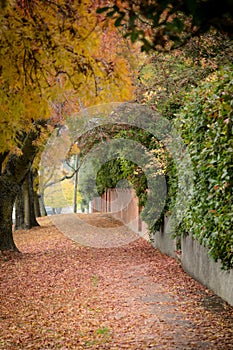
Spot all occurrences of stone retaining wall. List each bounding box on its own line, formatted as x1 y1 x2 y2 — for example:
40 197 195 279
153 220 233 307
181 235 233 307
153 216 177 259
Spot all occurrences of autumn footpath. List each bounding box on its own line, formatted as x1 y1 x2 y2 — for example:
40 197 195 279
0 214 232 350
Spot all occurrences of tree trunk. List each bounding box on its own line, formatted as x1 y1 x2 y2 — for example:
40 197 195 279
0 177 19 251
34 192 41 217
15 185 25 230
23 172 31 228
32 169 41 218
14 169 39 230
0 122 47 250
38 192 47 216
73 155 79 213
28 169 39 227
23 170 39 229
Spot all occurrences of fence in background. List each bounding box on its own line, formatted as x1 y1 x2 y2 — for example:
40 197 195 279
91 188 148 235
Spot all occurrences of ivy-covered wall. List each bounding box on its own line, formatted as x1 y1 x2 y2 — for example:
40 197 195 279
171 66 233 270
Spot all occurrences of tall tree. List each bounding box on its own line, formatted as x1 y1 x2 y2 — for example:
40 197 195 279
0 0 134 251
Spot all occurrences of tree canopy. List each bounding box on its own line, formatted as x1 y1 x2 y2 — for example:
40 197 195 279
0 0 134 155
97 0 233 51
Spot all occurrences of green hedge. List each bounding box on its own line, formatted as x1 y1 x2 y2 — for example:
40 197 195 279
174 65 233 269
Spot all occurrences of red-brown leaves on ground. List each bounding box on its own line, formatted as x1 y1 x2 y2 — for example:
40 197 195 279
1 216 233 349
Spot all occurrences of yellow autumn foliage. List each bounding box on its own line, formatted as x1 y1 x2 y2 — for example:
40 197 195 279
44 180 82 209
0 0 135 154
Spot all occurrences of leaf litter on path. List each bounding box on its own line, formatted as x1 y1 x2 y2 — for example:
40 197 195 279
0 214 233 349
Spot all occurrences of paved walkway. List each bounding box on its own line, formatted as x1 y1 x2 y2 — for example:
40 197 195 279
1 213 233 349
49 213 233 348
